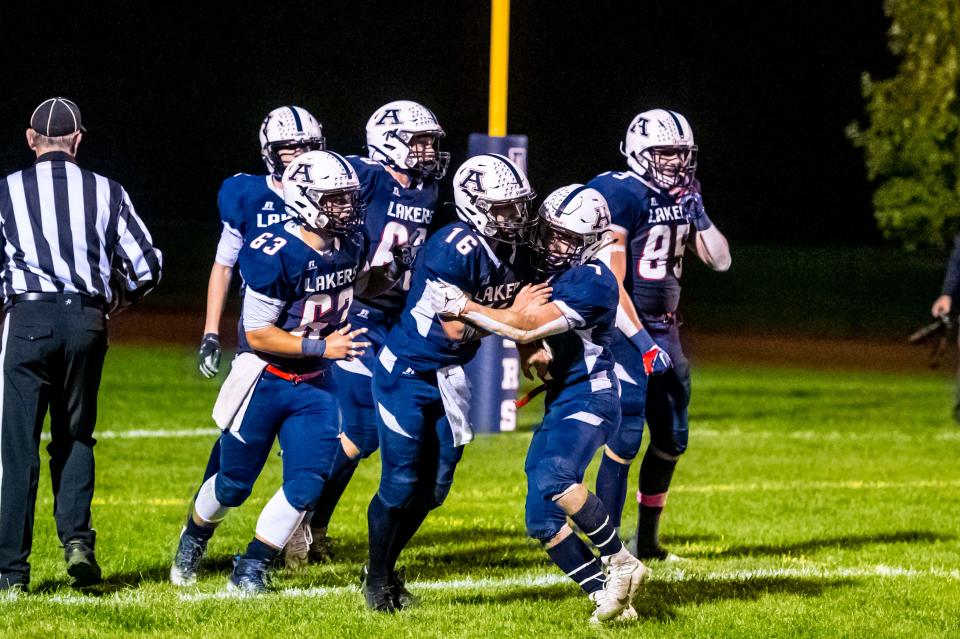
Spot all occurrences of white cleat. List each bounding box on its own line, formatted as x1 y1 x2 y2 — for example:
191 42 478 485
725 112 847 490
281 518 312 569
591 604 638 625
591 551 648 622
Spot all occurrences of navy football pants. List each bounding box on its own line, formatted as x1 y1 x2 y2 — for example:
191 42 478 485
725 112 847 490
214 370 341 512
525 382 621 541
371 352 463 512
607 316 690 460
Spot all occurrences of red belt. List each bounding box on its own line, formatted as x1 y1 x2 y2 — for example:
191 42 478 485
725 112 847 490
265 364 325 385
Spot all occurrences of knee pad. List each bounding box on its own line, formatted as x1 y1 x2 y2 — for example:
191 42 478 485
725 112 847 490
524 484 567 542
425 444 464 510
606 412 645 461
214 474 253 508
377 475 417 511
282 474 327 511
531 455 579 502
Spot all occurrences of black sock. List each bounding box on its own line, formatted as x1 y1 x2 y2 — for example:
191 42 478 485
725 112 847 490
185 515 215 541
386 499 431 574
545 533 605 594
367 494 400 584
243 538 280 562
570 492 624 559
637 447 678 547
595 454 631 529
310 445 360 529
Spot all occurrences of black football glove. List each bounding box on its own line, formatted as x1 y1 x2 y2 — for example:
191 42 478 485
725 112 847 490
390 243 420 272
198 333 222 378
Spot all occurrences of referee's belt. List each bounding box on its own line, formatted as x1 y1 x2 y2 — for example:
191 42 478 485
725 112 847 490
264 364 325 385
5 292 107 312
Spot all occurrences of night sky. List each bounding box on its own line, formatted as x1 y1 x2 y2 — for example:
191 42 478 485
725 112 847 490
0 2 895 265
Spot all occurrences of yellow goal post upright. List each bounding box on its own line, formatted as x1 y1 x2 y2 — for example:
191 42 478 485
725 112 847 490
465 0 528 435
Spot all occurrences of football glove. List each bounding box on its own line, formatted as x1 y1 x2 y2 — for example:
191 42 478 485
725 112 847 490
198 333 222 378
677 181 712 231
628 327 672 376
390 243 419 272
425 279 468 316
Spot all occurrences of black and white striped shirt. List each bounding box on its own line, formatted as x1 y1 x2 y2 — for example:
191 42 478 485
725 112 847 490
0 152 162 304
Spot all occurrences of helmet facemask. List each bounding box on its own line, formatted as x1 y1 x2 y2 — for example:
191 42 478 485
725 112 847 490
389 130 451 179
531 218 601 276
297 186 366 235
637 144 698 190
475 194 537 245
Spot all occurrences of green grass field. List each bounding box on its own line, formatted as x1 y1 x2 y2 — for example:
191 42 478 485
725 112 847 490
3 343 960 638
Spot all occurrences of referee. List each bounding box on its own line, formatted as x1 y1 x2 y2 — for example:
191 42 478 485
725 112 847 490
0 98 162 591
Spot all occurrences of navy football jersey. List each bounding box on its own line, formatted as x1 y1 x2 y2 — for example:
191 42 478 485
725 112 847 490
587 171 691 316
347 155 438 313
237 220 367 373
217 173 287 259
385 221 533 371
543 260 619 388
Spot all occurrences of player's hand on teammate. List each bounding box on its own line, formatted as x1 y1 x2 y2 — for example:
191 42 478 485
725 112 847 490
520 344 553 381
426 279 469 316
198 333 222 378
390 243 419 272
932 294 952 318
321 324 371 361
511 283 552 313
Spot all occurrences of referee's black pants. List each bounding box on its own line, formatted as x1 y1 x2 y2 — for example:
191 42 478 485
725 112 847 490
0 295 107 585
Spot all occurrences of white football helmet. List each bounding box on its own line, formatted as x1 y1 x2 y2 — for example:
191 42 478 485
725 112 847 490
532 184 611 275
260 106 326 179
453 154 536 245
282 150 365 235
620 109 698 190
366 100 450 179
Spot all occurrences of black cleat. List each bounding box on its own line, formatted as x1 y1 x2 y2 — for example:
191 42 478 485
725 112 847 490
64 536 102 587
360 565 396 613
389 567 419 610
170 528 208 586
228 556 272 594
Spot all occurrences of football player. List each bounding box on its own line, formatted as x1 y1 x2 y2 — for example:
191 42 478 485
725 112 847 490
193 106 325 488
170 151 399 592
283 101 449 567
589 109 731 560
427 185 647 624
361 154 536 612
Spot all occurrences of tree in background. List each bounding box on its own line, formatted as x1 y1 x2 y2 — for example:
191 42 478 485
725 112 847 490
847 0 960 249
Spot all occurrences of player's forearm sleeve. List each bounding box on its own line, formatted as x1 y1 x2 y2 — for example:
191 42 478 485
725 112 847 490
215 223 244 267
461 309 570 344
695 226 732 272
942 234 960 297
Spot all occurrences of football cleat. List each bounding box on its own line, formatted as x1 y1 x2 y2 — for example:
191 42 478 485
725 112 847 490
308 527 337 563
389 567 419 610
228 556 272 595
170 528 208 586
64 536 102 588
281 519 312 569
591 553 647 622
591 604 638 625
360 565 396 614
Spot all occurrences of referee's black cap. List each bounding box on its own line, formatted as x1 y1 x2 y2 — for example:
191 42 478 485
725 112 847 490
30 97 86 137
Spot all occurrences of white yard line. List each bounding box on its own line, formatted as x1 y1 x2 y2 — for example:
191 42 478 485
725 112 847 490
40 427 216 441
9 564 958 606
34 426 960 443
